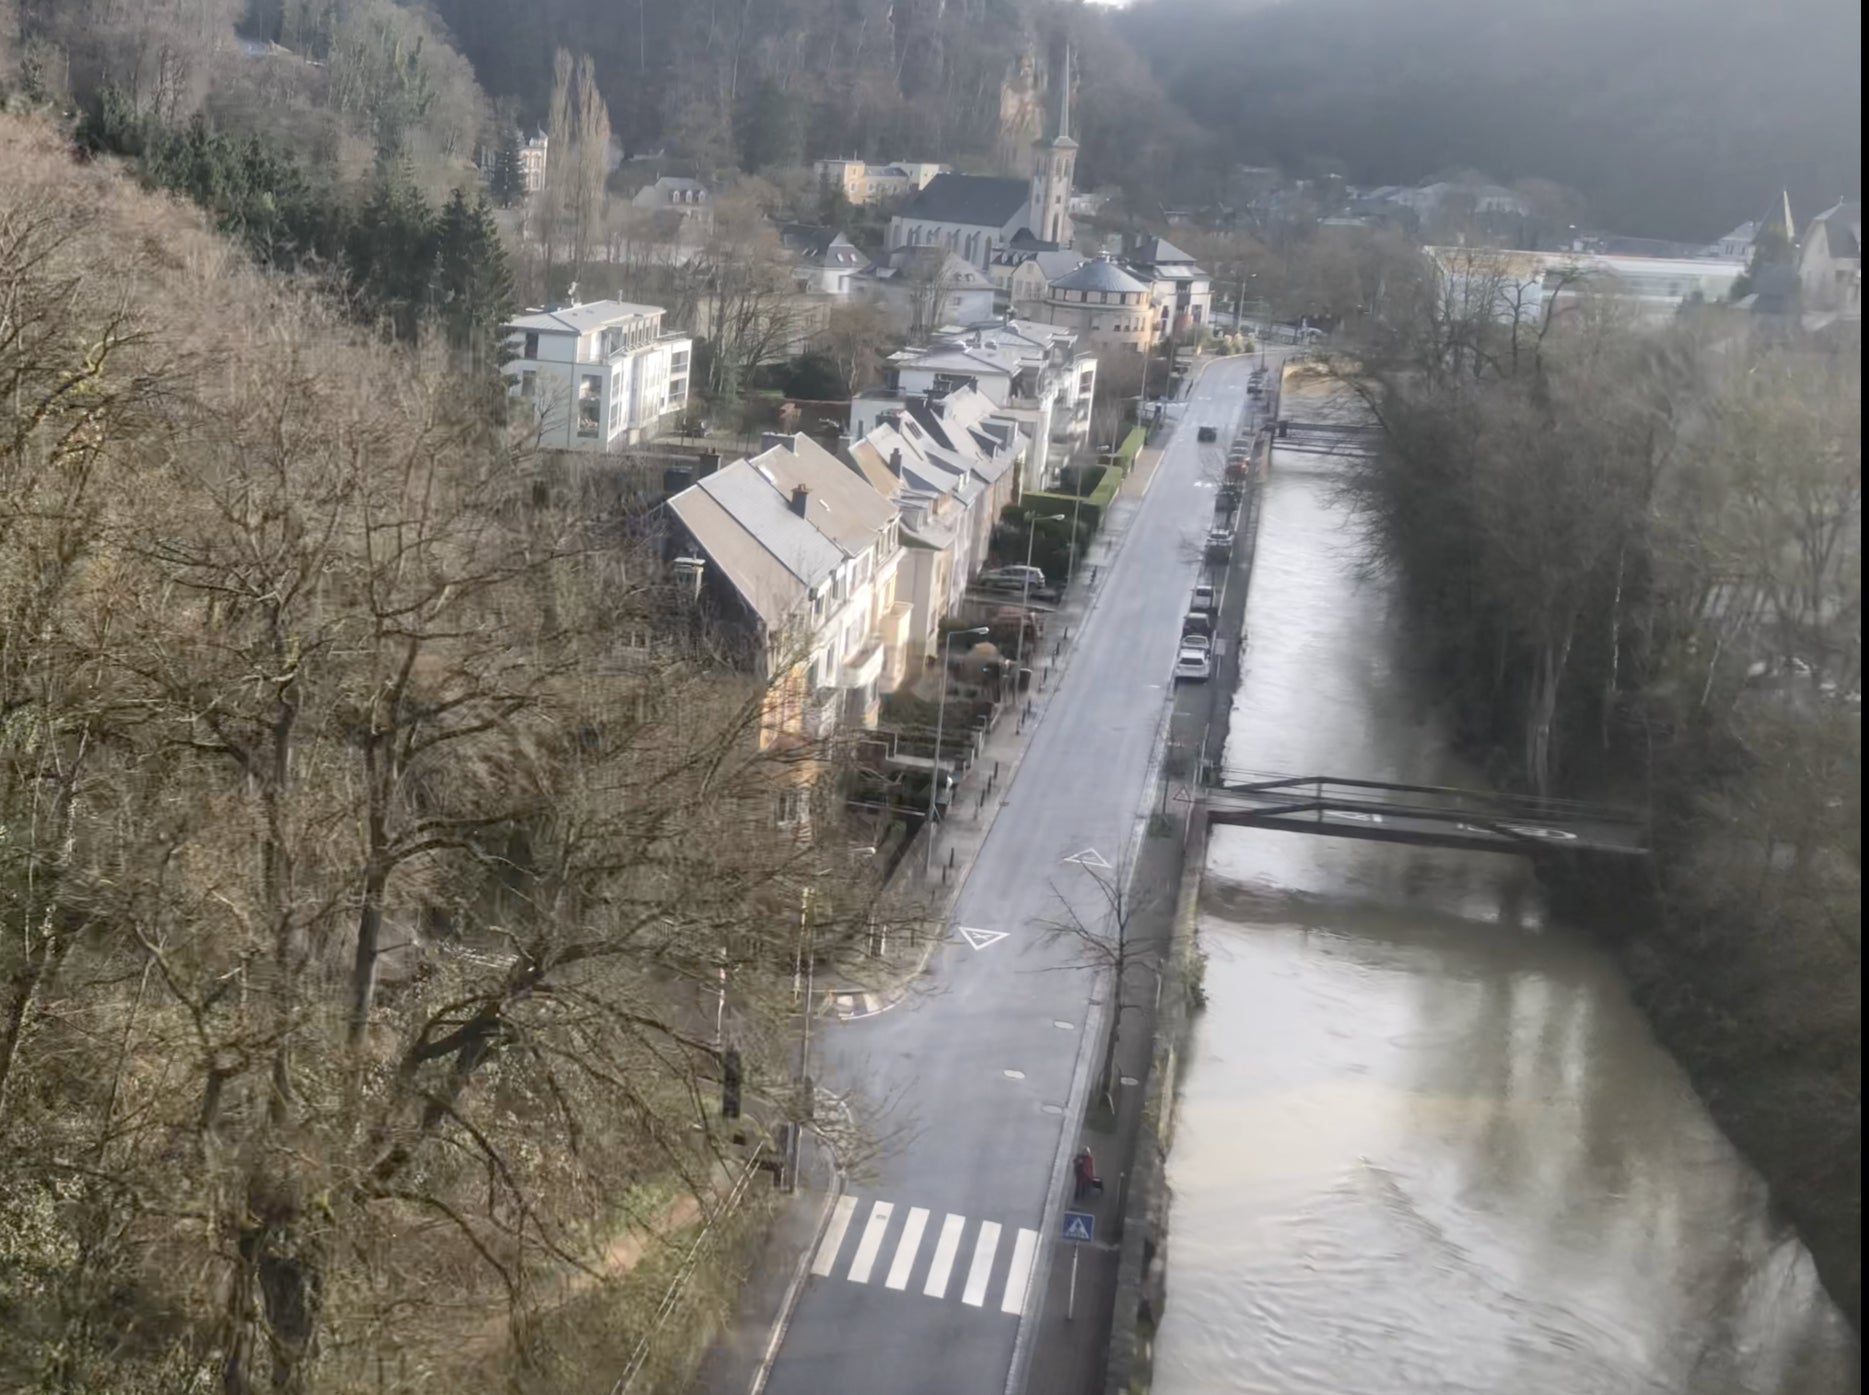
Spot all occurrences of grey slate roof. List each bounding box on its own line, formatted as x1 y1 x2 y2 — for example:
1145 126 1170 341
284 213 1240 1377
1050 257 1149 294
1131 235 1194 265
666 462 842 632
779 223 864 268
899 174 1031 229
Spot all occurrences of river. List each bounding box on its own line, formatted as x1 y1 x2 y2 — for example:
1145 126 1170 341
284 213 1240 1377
1149 383 1859 1395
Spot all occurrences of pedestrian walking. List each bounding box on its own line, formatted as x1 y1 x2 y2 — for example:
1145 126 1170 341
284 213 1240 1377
1073 1147 1099 1201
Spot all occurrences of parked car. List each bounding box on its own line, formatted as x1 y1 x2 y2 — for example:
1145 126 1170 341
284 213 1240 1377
1192 582 1217 613
1174 647 1213 682
1182 611 1213 641
979 565 1059 601
1197 425 1218 443
1180 632 1213 654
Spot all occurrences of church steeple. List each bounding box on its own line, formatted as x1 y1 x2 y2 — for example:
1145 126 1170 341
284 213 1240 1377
1029 44 1078 247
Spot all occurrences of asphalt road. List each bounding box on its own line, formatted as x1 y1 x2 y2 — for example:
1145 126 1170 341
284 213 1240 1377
759 357 1265 1395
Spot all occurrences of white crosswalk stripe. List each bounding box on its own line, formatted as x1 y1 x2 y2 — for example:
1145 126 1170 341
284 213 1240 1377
885 1207 929 1291
923 1213 965 1299
846 1200 894 1285
812 1194 858 1278
811 1194 1040 1318
960 1221 1002 1307
1000 1226 1038 1315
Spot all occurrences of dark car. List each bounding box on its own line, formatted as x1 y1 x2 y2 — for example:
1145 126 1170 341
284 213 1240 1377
1197 425 1218 443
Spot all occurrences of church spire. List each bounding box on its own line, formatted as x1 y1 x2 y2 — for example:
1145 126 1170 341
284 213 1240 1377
1057 44 1071 146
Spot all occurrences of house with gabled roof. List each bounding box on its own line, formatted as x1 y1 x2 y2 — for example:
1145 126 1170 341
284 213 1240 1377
1798 199 1862 319
664 433 907 739
1125 235 1213 341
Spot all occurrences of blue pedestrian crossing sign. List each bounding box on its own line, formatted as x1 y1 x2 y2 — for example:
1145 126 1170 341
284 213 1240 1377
1061 1211 1096 1244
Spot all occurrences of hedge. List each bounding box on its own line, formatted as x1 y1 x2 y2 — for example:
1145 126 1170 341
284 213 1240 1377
1017 462 1124 538
1114 425 1146 469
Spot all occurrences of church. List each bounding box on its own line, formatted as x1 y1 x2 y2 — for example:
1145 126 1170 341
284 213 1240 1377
886 50 1078 272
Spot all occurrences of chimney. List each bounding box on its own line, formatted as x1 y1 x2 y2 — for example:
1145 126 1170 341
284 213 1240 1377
790 485 811 517
889 448 903 476
697 451 721 479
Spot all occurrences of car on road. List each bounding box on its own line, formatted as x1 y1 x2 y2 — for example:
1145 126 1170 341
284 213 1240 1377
1173 646 1213 682
1192 582 1217 613
1197 425 1218 442
1180 631 1212 655
975 565 1057 601
1182 611 1213 641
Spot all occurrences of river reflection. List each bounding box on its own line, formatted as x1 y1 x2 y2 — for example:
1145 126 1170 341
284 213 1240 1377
1151 438 1857 1393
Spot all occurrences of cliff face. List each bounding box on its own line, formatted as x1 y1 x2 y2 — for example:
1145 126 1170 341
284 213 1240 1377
995 47 1046 176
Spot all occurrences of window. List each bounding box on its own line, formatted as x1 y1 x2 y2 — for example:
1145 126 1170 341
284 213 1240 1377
577 375 602 437
523 331 539 359
775 787 808 826
520 370 537 399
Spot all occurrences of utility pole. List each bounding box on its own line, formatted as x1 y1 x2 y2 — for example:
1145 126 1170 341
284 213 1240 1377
924 627 989 874
1015 514 1065 731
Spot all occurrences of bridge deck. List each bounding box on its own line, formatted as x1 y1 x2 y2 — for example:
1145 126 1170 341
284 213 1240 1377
1201 774 1647 856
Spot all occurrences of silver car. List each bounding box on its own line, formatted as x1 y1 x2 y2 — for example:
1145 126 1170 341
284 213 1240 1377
1174 646 1213 682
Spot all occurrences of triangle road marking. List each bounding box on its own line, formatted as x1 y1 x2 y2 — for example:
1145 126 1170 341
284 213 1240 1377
957 926 1009 951
1062 848 1113 869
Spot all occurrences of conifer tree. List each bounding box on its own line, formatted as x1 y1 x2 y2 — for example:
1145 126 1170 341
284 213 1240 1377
433 188 516 373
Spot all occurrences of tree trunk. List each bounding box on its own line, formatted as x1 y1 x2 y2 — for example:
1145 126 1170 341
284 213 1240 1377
1524 619 1575 796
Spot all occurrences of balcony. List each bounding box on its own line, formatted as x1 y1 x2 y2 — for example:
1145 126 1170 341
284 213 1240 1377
800 688 843 741
837 637 886 690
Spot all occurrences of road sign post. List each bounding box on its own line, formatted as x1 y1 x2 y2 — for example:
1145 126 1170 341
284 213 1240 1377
1061 1210 1095 1321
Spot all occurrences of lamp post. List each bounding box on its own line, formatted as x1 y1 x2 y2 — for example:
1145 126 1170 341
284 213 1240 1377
924 625 991 874
1015 513 1067 729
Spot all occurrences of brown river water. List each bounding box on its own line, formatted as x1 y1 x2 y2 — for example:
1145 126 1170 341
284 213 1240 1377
1149 431 1859 1394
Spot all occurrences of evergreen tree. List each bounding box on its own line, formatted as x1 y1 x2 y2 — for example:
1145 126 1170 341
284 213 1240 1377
489 128 525 208
433 189 516 373
349 163 438 343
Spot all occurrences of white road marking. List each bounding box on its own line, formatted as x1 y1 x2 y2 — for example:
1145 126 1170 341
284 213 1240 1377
1000 1228 1039 1314
957 926 1009 951
961 1221 1002 1307
845 1200 895 1284
885 1207 930 1290
923 1214 966 1298
812 1194 858 1277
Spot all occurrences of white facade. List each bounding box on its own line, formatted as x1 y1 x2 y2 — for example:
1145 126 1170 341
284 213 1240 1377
1427 247 1744 326
502 300 693 450
850 318 1094 492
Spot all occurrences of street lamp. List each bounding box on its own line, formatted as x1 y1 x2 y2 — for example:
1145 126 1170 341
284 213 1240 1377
1015 514 1067 725
924 625 991 873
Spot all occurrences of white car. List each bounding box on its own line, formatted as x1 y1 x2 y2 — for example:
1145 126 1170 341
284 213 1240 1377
1180 631 1213 654
1174 647 1212 682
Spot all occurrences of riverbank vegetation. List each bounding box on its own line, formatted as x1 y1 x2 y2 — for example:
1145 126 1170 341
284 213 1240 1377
0 112 894 1393
1338 267 1861 1325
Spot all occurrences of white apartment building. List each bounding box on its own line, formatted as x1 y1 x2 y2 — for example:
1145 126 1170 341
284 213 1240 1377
849 318 1096 491
1427 247 1744 327
502 300 693 450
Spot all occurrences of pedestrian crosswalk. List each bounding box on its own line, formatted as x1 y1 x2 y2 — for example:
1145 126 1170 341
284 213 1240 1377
811 1195 1039 1317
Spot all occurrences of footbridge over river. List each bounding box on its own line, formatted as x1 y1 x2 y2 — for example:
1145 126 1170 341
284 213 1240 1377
1200 773 1649 857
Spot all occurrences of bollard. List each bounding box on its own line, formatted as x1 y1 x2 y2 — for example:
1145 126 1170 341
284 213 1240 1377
948 847 956 871
995 760 1001 781
979 789 987 813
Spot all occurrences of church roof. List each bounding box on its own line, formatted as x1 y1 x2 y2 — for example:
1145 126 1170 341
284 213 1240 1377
899 174 1031 230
